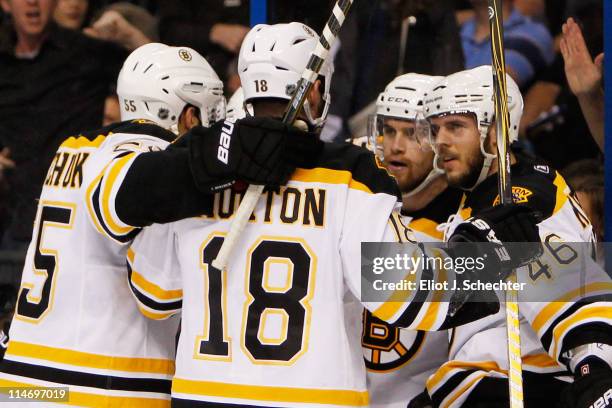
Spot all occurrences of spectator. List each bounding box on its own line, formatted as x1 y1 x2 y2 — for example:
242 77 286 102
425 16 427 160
84 2 156 127
328 0 464 141
84 2 155 51
521 0 602 169
158 0 333 91
514 0 545 20
53 0 88 29
0 0 127 248
562 158 604 191
537 0 601 52
573 176 604 242
461 0 554 89
96 0 157 15
102 93 120 126
158 0 249 83
563 160 604 264
560 17 604 151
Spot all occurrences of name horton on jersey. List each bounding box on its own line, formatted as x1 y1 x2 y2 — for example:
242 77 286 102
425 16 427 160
202 186 327 227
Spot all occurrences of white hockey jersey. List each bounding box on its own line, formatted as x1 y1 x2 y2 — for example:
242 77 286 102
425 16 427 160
0 121 180 407
128 144 464 408
363 187 463 408
427 157 612 408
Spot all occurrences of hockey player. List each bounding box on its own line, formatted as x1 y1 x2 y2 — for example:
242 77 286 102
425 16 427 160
0 43 312 406
362 73 462 407
423 65 612 408
126 24 543 408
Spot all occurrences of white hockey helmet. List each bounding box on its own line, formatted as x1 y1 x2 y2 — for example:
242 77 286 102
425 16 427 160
238 22 334 128
423 65 524 189
225 87 247 121
376 73 443 120
370 73 444 197
117 43 225 134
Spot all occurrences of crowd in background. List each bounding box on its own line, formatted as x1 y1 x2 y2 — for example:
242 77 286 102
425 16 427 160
0 0 605 255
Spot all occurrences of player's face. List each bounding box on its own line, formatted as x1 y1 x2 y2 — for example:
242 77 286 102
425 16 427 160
429 113 484 189
382 118 434 193
2 0 57 37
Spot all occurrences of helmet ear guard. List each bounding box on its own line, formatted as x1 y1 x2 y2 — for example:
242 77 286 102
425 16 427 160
174 77 226 127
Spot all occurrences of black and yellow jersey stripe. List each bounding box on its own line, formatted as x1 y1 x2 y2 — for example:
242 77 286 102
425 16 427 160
87 151 141 243
127 248 182 320
0 341 174 406
404 187 463 241
295 142 402 199
84 121 176 244
426 354 569 407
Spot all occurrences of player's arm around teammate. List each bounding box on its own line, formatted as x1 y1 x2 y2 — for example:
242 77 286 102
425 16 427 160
88 43 323 239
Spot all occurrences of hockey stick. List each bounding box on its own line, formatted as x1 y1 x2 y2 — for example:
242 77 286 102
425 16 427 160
212 0 354 271
488 1 524 407
396 15 417 76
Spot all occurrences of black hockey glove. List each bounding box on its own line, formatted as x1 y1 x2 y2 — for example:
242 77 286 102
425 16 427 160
446 204 542 316
188 117 323 193
407 389 433 408
558 358 612 408
448 204 542 279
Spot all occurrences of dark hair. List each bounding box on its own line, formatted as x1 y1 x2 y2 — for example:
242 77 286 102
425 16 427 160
562 159 604 191
573 175 604 240
250 98 288 118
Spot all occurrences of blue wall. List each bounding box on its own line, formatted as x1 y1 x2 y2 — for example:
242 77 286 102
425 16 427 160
606 0 611 242
250 0 267 27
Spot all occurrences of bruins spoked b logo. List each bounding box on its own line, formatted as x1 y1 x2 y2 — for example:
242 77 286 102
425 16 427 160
362 310 424 371
179 49 192 62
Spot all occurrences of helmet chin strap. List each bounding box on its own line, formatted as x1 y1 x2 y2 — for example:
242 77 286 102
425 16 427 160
303 91 331 129
404 167 444 198
464 126 496 191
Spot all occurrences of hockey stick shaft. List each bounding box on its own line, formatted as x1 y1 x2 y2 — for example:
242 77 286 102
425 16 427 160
488 1 524 407
397 16 417 76
212 0 354 271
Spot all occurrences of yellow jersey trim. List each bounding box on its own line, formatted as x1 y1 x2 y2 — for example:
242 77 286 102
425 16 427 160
442 372 488 408
172 378 369 406
6 341 175 375
409 218 444 241
60 135 106 150
292 168 372 194
418 267 447 331
531 282 612 333
0 378 170 407
128 249 183 301
427 353 558 391
372 269 418 322
553 172 570 215
101 153 137 235
137 305 176 321
552 305 612 358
